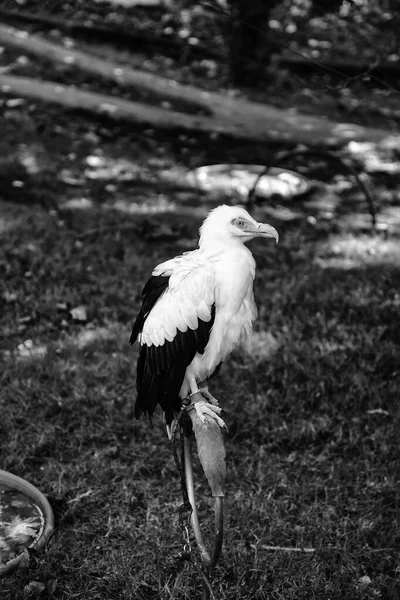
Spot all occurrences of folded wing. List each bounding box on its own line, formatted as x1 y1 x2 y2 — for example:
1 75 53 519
130 259 215 424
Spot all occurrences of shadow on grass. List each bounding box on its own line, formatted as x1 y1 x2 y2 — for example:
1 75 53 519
1 125 399 599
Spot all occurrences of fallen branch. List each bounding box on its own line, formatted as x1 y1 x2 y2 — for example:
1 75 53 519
8 7 400 78
1 25 400 149
2 72 400 150
0 24 212 115
0 74 223 133
0 8 222 60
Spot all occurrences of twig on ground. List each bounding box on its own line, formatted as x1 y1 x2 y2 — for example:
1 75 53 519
254 544 316 553
67 489 98 504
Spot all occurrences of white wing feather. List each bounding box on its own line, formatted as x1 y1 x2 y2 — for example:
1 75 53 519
196 299 212 322
142 252 215 347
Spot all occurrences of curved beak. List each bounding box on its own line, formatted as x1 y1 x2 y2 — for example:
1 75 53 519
256 222 279 243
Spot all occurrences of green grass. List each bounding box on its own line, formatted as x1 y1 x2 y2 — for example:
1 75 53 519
1 127 399 599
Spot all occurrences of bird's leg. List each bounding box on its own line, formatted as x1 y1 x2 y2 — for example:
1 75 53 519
198 385 219 407
187 377 226 429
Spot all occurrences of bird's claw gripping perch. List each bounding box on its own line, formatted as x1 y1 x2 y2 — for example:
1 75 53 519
194 400 227 429
187 392 227 430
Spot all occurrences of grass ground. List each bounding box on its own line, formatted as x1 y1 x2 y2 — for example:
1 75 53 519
0 1 400 593
0 107 399 599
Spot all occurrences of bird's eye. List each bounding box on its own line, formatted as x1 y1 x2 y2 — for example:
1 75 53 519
236 220 245 228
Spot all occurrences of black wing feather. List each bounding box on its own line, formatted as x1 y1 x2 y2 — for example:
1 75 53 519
131 275 216 424
130 276 169 345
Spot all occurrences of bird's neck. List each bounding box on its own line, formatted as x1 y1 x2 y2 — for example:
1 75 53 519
199 239 255 277
199 234 248 255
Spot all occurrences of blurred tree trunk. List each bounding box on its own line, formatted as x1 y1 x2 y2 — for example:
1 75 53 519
309 0 342 16
226 0 278 86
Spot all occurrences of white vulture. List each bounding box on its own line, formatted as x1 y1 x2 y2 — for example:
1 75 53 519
130 204 279 428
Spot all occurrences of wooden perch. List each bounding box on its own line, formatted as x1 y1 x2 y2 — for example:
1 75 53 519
189 411 226 498
0 25 399 149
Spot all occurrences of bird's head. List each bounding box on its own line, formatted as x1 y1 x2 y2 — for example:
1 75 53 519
199 205 279 248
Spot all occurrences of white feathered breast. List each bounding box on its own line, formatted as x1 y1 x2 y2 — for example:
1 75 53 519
139 244 258 395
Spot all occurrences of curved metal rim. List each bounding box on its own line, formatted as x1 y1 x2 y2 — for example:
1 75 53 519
0 469 54 577
190 164 311 199
247 149 377 228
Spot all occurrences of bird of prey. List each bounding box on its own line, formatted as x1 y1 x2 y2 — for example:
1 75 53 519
130 204 279 429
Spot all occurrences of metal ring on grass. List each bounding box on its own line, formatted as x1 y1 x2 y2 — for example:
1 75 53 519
247 148 377 229
0 470 54 577
188 163 311 201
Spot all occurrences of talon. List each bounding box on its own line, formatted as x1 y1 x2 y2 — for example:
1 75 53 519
193 399 227 429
